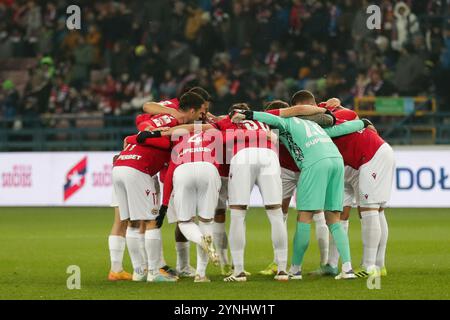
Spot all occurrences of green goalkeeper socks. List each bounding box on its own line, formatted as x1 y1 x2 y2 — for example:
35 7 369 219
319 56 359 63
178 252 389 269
292 222 311 266
329 222 351 264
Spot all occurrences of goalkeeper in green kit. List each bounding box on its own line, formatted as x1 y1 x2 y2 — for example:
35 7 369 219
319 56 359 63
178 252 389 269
231 109 373 280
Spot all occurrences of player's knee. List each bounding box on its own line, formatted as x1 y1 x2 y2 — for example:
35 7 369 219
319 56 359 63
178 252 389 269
265 204 281 210
340 212 350 221
324 211 341 225
341 207 351 220
297 211 315 223
230 205 247 210
145 220 158 230
128 220 140 228
359 205 380 212
214 211 226 223
281 198 291 214
118 220 128 234
175 223 188 242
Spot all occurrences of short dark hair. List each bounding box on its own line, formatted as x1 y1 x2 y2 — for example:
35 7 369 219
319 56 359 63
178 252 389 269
290 90 316 106
179 92 205 111
189 87 211 101
265 100 289 111
228 103 251 114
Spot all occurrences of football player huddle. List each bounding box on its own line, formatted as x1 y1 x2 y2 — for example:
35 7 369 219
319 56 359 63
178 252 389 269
106 87 395 283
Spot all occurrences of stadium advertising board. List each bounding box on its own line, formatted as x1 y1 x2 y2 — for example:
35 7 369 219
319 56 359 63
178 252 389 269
0 152 113 206
0 147 449 207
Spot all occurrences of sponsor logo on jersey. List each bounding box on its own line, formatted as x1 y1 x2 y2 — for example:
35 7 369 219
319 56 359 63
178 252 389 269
117 154 142 161
64 157 87 201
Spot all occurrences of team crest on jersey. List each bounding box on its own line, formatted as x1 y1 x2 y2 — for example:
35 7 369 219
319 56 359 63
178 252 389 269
364 194 369 199
63 157 87 201
372 173 377 179
145 189 150 196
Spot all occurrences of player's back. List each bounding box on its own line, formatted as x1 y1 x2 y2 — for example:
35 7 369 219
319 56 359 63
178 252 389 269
282 117 342 169
114 142 170 176
213 116 274 156
332 108 385 169
171 131 221 169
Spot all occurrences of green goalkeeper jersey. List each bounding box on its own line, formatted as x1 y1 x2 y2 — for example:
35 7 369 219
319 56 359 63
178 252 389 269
253 112 365 170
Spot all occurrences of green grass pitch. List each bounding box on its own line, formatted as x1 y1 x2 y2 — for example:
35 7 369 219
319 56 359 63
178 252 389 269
0 207 449 300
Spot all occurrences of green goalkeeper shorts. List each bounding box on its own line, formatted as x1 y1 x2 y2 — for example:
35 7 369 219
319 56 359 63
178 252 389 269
296 157 344 211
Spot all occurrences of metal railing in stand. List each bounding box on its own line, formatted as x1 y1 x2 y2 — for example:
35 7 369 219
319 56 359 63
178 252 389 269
352 96 450 144
0 114 136 151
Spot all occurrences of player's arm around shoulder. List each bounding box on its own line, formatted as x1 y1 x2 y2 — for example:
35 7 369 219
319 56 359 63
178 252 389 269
143 101 180 117
161 123 216 138
299 113 334 128
253 111 287 130
323 120 365 138
279 104 326 117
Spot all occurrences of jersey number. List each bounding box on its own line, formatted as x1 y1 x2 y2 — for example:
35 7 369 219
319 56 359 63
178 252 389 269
303 120 326 138
187 133 203 145
124 144 136 151
241 120 268 131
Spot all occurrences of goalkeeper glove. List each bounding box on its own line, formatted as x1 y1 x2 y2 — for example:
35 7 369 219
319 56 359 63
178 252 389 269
137 130 161 144
156 205 167 228
229 109 254 120
361 118 374 128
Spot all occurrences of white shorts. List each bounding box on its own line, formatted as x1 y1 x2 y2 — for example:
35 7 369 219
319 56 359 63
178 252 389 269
281 167 300 199
216 177 229 210
110 188 118 207
343 166 359 207
173 162 221 222
112 166 159 221
166 191 177 224
358 143 395 207
158 180 177 224
228 148 282 206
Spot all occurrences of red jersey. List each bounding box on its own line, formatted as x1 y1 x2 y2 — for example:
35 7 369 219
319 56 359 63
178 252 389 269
135 113 180 132
330 107 385 169
279 144 299 172
135 97 179 131
157 98 179 110
265 109 299 172
134 111 182 181
113 141 170 176
212 116 275 157
129 110 181 183
162 132 220 206
125 134 171 150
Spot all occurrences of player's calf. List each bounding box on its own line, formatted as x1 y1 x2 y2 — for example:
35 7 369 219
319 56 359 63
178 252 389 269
174 223 193 276
144 220 177 282
325 211 355 278
265 204 288 276
124 220 147 281
213 210 231 273
359 206 382 273
108 208 131 280
228 205 247 277
199 216 220 266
